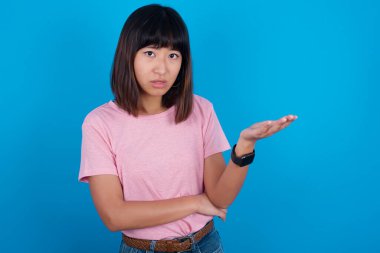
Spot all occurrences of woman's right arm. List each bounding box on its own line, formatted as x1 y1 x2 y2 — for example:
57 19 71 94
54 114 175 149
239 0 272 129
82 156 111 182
88 175 226 232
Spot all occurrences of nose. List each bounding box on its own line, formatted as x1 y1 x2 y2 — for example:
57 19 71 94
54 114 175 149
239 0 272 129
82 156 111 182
153 56 168 75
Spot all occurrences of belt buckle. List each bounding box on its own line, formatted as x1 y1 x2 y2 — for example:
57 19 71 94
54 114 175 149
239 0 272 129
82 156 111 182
173 237 193 253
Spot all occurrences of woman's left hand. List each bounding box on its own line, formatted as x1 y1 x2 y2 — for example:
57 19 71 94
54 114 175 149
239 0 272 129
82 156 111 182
240 114 298 143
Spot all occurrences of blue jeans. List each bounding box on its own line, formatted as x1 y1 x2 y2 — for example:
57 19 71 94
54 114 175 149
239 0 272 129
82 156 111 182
119 221 224 253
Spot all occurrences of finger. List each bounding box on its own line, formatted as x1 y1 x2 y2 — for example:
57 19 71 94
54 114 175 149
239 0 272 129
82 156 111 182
249 120 272 130
252 116 297 137
279 115 297 122
259 116 297 128
268 120 284 132
277 115 297 127
278 117 288 123
284 115 298 121
264 120 273 129
259 121 273 132
279 116 291 123
279 121 292 130
265 119 288 136
277 117 297 131
281 115 298 127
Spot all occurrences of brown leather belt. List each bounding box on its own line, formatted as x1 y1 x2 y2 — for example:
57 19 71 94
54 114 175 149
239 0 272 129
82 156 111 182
122 219 214 252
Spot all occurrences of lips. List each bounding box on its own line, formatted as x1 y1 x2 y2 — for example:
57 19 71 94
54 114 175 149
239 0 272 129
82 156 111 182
150 80 166 88
151 80 167 84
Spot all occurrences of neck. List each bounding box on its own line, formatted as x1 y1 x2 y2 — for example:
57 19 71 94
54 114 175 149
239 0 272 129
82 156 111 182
138 95 166 115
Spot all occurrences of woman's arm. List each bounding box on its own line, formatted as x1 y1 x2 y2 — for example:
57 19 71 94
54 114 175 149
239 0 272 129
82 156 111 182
205 115 298 208
88 174 199 232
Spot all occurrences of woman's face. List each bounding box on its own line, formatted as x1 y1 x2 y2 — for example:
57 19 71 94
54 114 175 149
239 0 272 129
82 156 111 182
134 45 182 98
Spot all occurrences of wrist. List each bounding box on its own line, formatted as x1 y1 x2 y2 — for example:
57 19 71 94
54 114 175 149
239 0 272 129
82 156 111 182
235 138 255 157
190 195 201 213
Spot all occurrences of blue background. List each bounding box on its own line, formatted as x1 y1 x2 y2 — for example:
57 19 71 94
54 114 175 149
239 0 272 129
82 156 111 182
1 0 379 252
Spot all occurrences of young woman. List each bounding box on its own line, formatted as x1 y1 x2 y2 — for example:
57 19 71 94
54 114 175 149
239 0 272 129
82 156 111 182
78 4 297 253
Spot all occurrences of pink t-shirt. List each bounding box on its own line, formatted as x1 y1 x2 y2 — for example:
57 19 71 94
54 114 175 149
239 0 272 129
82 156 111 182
78 94 231 240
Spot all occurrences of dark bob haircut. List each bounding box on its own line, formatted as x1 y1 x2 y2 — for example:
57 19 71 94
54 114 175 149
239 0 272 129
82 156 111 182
110 4 193 124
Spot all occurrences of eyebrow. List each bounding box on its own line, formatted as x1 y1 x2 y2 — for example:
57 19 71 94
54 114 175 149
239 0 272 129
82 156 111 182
145 45 180 52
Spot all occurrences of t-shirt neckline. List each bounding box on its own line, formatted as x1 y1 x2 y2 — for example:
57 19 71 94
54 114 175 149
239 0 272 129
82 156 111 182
108 100 176 119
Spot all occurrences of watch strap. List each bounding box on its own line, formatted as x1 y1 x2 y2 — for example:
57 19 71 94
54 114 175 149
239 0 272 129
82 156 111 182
231 144 255 167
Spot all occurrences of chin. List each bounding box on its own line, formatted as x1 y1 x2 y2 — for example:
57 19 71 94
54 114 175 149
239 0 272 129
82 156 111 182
142 89 168 97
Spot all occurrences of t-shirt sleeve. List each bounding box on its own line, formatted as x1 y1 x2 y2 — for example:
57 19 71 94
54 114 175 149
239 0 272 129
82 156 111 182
203 103 231 159
78 113 118 183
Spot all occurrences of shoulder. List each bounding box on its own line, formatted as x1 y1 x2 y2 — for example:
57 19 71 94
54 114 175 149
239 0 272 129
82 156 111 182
190 94 217 125
193 94 214 111
82 100 116 128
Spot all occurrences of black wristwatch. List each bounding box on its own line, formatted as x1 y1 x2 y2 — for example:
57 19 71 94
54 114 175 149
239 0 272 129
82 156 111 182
231 144 255 167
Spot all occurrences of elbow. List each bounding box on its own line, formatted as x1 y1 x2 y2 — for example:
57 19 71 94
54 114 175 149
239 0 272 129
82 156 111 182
103 214 119 232
107 219 119 232
102 208 122 232
105 203 132 232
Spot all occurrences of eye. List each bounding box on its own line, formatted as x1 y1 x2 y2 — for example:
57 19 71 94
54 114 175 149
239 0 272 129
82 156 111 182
143 51 155 57
169 53 180 59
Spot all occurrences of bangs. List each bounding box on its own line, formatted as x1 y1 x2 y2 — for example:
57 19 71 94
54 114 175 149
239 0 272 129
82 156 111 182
137 12 186 52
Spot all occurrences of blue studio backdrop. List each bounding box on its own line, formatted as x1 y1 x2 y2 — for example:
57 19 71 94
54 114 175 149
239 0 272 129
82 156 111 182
0 0 379 252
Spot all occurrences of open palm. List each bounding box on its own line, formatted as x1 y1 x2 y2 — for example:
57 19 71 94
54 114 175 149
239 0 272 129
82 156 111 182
240 114 298 142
